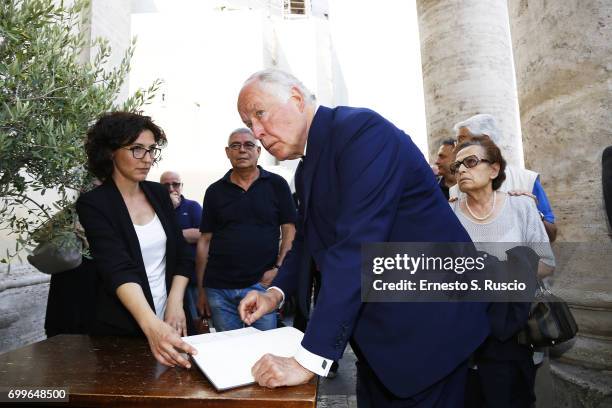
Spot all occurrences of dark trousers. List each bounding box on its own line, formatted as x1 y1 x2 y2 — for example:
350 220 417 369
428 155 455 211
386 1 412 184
355 354 468 408
45 258 96 337
465 358 536 408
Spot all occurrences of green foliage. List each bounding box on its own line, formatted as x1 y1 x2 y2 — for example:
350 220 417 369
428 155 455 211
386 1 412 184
0 0 161 264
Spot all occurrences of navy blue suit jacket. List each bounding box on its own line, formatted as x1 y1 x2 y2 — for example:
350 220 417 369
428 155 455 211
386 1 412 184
273 106 490 398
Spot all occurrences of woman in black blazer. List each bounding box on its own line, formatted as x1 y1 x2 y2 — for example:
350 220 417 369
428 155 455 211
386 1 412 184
77 111 196 368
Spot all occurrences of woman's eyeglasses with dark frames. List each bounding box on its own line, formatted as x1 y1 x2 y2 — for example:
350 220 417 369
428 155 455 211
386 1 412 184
450 155 491 174
123 146 162 160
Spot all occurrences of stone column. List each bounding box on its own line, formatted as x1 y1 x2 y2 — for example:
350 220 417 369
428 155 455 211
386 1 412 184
509 0 612 406
417 0 524 166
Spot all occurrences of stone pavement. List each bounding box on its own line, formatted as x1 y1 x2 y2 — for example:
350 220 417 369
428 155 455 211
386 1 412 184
317 345 357 408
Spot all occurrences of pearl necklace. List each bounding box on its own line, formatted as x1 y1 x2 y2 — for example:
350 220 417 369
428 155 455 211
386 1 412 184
465 191 496 221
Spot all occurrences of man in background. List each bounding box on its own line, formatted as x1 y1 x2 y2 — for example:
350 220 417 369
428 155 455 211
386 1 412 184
434 138 457 200
195 128 296 331
160 171 202 328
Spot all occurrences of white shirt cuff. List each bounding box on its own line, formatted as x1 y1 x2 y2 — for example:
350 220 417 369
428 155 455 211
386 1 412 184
294 345 333 377
267 286 285 309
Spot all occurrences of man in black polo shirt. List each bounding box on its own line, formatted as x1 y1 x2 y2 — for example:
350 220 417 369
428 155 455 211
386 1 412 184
195 128 296 331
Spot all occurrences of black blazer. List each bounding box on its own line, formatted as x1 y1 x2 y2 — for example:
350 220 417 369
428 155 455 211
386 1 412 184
76 179 192 336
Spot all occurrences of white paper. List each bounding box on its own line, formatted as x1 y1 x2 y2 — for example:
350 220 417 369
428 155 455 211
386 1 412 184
183 326 304 391
183 326 260 346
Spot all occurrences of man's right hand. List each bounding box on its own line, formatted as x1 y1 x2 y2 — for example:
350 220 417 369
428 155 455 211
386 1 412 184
197 287 211 317
169 191 181 209
238 289 281 326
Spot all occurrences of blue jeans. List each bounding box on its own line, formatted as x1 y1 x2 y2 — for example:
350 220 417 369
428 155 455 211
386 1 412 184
205 283 276 332
184 283 199 319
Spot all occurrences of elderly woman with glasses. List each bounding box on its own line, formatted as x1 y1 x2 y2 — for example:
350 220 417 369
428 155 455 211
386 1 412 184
449 136 555 407
76 111 196 369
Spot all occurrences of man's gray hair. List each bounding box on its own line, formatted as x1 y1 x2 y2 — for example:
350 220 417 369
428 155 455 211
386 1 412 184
228 127 257 145
245 69 316 104
453 114 502 144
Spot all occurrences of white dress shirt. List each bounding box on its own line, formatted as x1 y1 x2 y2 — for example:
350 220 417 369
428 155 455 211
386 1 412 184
268 286 332 377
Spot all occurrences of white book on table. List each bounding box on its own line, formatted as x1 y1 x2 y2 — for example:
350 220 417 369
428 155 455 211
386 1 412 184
182 326 304 391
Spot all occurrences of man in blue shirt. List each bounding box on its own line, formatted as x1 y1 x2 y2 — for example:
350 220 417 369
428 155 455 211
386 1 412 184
160 171 202 321
195 128 296 331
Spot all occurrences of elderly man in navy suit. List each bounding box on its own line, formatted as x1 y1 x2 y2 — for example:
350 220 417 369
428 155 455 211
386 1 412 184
237 69 489 407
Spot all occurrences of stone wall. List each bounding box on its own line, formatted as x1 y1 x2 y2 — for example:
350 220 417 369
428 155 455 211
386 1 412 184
508 0 611 242
0 265 50 354
508 0 612 405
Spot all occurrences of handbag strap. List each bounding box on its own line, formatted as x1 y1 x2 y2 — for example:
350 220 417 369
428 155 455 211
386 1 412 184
535 278 552 295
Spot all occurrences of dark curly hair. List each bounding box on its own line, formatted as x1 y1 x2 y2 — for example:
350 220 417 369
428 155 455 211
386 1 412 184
455 136 507 190
85 111 167 180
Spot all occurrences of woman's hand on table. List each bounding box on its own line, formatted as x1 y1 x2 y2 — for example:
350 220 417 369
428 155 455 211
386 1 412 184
164 297 188 336
143 317 196 369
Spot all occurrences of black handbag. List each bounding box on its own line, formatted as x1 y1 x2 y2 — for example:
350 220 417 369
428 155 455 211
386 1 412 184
517 279 579 348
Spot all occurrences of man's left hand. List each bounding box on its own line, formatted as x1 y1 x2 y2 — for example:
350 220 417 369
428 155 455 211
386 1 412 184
252 354 314 388
259 268 277 288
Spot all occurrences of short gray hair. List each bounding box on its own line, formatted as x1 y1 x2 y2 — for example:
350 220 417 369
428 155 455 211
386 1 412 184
245 69 316 104
228 127 257 145
453 114 502 144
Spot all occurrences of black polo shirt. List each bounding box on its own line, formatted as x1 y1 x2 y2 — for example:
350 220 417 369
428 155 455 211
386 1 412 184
200 166 297 289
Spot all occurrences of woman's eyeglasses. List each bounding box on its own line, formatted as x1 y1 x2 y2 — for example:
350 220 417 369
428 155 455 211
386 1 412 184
123 146 162 160
450 155 491 174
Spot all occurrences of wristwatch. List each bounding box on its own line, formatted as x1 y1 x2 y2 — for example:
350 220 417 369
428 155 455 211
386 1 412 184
272 264 281 270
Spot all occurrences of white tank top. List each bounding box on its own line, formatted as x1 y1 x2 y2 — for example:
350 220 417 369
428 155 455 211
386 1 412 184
134 214 168 320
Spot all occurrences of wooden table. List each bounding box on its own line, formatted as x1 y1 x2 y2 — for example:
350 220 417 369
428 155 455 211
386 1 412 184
0 335 318 407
